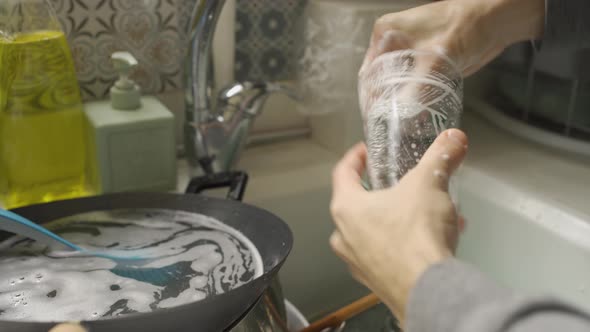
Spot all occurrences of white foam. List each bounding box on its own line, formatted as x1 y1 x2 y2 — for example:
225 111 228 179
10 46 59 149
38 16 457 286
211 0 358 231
0 209 263 322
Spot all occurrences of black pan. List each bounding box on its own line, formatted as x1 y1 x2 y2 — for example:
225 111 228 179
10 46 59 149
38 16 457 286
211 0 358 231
0 172 293 332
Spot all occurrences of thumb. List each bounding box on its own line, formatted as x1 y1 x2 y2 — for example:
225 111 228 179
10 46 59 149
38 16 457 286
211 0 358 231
414 128 468 191
49 323 87 332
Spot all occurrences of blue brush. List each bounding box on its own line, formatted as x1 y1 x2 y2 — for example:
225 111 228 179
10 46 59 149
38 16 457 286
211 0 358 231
110 261 194 287
0 208 188 286
0 208 142 261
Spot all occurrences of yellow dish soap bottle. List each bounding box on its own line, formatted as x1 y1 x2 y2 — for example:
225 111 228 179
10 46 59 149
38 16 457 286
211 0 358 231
0 0 93 208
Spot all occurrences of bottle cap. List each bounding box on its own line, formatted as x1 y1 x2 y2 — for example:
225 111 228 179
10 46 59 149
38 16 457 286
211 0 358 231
110 51 141 110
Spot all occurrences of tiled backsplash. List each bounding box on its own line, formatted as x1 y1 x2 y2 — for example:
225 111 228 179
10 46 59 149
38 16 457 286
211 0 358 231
50 0 188 101
51 0 306 102
49 0 307 147
234 0 307 82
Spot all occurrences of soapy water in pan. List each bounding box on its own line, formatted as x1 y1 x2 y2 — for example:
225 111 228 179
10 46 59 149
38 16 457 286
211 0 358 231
0 209 263 322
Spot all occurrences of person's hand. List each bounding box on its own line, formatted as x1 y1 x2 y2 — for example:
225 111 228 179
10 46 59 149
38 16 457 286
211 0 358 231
49 323 86 332
329 129 468 326
361 0 545 76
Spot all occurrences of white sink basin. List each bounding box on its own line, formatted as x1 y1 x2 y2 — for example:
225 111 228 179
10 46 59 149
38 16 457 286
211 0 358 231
177 110 590 318
457 166 590 310
457 106 590 311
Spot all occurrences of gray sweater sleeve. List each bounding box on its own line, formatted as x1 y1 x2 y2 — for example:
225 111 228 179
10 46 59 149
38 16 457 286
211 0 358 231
544 0 590 49
406 259 590 332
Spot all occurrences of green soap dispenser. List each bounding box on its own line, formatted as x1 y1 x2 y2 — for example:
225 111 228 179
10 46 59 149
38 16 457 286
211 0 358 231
84 52 176 193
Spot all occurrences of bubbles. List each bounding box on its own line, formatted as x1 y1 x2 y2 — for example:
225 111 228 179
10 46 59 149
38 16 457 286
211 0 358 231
411 143 417 149
434 169 446 178
9 292 27 308
441 153 450 161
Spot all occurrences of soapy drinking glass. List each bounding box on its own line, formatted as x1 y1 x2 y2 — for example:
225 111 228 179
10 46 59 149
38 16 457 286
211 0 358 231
358 50 463 190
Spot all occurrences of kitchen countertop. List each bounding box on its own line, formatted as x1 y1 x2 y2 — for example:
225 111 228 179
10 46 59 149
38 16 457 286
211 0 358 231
176 138 339 199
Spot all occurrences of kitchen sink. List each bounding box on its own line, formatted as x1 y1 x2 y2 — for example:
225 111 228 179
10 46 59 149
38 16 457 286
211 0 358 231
457 104 590 311
177 108 590 319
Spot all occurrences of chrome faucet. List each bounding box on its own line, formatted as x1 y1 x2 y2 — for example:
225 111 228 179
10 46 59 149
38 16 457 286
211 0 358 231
184 0 299 175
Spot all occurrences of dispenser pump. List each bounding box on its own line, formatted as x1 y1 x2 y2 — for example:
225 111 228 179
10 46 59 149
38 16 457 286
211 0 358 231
110 52 141 110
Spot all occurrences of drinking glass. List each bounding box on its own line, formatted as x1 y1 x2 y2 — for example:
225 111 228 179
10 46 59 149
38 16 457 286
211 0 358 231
359 50 463 189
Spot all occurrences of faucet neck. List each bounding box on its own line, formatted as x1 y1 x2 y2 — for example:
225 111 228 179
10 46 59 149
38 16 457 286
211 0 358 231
183 0 300 175
186 0 227 122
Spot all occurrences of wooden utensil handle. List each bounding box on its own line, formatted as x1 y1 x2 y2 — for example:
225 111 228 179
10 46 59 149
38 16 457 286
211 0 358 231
298 293 381 332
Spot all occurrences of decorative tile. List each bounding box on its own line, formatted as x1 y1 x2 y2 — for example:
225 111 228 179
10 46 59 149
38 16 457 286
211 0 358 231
46 0 303 100
49 0 188 101
296 0 378 115
235 0 307 82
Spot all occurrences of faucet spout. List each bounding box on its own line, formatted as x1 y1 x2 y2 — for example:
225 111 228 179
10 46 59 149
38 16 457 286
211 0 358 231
184 0 301 175
184 0 226 173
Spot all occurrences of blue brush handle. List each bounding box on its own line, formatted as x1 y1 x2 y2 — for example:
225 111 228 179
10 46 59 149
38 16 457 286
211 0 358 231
0 208 83 251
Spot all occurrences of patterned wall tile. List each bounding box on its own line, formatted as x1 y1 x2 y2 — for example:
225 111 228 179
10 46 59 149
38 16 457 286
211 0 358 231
50 0 188 101
46 0 303 101
235 0 307 82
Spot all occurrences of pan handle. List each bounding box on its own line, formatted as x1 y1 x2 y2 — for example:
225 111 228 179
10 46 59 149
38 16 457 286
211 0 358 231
185 171 249 201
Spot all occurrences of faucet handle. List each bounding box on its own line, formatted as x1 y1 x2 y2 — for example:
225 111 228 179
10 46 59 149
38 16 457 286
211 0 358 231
263 82 302 102
218 81 301 117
